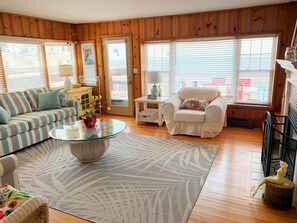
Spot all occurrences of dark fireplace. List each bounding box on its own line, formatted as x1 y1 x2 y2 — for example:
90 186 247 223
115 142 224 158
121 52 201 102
261 111 297 181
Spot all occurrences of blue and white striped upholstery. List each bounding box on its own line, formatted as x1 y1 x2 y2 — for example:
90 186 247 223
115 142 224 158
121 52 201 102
41 107 77 121
0 117 74 157
11 112 56 130
0 87 78 157
0 154 20 189
0 92 32 117
68 99 79 120
0 120 29 140
23 87 49 111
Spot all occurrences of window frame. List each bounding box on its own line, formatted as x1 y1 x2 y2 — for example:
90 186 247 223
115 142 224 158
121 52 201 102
142 34 279 106
0 35 77 92
44 42 76 89
0 42 46 91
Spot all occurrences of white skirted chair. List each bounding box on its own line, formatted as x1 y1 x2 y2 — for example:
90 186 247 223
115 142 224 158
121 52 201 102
161 87 227 138
0 155 49 223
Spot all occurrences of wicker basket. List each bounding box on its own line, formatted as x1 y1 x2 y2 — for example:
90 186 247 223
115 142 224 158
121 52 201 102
21 203 49 223
3 196 49 223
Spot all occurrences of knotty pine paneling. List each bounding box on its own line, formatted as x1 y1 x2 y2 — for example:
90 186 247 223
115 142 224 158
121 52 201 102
238 8 252 33
0 11 74 41
75 2 297 127
1 3 296 126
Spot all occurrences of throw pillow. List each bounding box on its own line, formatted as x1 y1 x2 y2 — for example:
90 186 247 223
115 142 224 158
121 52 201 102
0 106 10 124
59 90 69 107
0 184 32 220
180 98 211 111
37 90 61 111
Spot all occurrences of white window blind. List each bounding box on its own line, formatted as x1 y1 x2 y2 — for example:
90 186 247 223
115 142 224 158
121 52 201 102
45 43 75 88
143 36 277 105
175 39 235 100
0 43 45 91
144 42 170 95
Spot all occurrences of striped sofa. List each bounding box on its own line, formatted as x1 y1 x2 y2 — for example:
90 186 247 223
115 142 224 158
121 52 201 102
0 87 78 157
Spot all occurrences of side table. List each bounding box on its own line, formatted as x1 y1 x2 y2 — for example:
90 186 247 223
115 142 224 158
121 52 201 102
134 96 168 127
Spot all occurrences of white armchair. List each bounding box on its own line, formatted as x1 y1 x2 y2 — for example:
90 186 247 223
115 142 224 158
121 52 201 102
161 87 227 138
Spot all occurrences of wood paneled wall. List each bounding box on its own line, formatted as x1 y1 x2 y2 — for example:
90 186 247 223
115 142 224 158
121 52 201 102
1 3 297 126
75 2 297 127
0 12 75 41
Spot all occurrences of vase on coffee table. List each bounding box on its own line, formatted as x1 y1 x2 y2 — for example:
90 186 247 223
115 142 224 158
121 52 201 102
83 115 97 128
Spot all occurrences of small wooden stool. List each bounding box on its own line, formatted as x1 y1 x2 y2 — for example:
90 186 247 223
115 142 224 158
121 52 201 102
262 178 295 210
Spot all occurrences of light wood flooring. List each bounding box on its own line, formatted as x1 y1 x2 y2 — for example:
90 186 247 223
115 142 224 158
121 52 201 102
49 115 297 223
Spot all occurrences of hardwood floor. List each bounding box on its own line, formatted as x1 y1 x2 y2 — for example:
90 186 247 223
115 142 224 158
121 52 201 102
49 115 297 223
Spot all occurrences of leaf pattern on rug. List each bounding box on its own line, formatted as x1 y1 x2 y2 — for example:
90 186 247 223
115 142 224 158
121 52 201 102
16 133 217 223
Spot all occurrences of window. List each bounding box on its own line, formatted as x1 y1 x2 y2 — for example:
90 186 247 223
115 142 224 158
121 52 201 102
143 36 277 105
45 43 75 88
237 37 276 103
0 43 45 91
0 38 76 92
144 42 170 96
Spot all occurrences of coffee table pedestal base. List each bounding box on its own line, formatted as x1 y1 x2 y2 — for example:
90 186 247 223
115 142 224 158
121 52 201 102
69 139 110 162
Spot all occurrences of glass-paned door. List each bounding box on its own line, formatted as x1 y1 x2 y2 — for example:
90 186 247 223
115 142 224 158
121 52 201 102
102 36 133 116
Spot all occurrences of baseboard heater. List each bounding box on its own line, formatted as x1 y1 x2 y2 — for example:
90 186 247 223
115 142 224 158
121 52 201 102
227 118 255 129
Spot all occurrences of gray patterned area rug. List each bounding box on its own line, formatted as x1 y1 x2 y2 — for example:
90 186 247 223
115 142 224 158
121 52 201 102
15 133 217 223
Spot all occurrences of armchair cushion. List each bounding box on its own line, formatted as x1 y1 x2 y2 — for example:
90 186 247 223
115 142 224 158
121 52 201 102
180 98 210 111
175 110 205 123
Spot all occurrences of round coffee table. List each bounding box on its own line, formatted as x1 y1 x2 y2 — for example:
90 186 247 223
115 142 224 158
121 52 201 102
49 119 126 162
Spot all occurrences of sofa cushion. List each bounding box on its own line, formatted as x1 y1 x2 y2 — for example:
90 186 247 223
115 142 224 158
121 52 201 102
174 109 205 123
0 92 32 117
177 87 219 101
11 112 56 130
40 107 77 121
37 90 61 111
0 120 29 140
0 106 10 124
24 87 49 111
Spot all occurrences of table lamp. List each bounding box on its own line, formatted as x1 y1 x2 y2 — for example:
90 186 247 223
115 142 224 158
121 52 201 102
59 64 73 90
147 71 162 97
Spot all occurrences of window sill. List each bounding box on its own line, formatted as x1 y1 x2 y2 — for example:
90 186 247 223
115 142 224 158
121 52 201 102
49 86 64 91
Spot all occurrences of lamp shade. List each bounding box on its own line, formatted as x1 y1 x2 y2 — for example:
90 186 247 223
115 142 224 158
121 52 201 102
59 64 73 77
147 71 162 84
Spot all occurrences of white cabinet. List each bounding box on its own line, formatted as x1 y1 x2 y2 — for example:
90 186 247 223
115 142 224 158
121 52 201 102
65 87 92 116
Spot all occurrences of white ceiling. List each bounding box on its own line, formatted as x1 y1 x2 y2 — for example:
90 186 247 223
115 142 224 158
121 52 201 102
0 0 296 24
